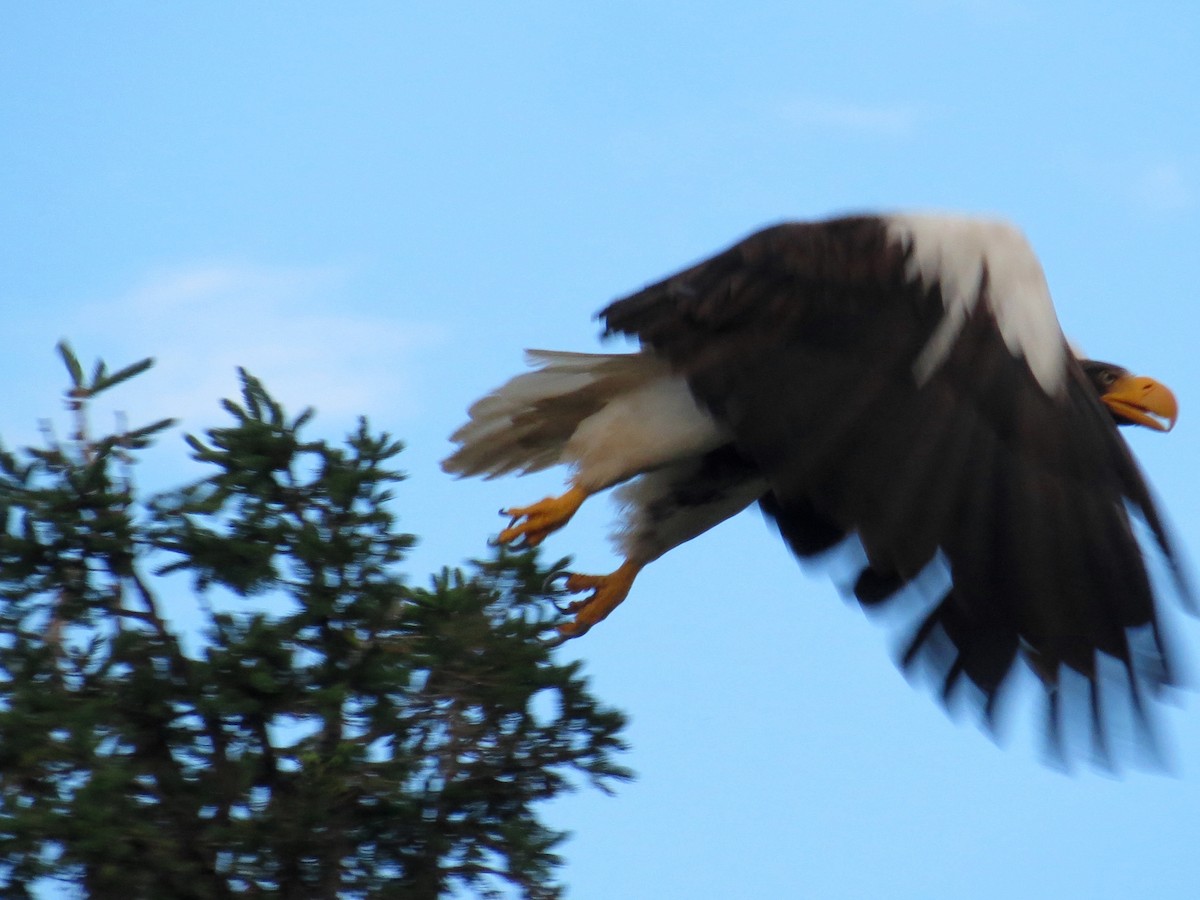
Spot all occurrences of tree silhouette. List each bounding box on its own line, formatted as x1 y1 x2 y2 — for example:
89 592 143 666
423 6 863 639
0 344 629 899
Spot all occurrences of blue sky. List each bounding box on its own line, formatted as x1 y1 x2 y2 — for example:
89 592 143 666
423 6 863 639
3 3 1200 898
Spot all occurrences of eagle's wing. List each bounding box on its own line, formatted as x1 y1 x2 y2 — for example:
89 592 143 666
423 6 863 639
601 214 1190 758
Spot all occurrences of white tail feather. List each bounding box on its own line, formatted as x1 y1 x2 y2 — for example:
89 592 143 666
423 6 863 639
442 350 669 480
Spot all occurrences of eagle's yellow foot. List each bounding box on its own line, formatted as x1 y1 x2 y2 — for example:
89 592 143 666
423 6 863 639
496 484 588 549
551 560 643 640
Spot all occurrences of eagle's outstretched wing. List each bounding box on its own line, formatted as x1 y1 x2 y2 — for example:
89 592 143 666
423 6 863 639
600 214 1189 751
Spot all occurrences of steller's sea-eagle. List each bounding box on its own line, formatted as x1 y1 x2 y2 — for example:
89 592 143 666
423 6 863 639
443 212 1191 760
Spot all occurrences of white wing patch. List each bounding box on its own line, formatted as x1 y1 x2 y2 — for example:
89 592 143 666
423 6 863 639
885 213 1068 396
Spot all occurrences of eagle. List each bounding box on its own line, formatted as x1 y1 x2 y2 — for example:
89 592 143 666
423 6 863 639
443 212 1190 759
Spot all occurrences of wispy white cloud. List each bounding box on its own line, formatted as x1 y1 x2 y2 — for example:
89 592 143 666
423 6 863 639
1059 155 1196 216
1128 162 1194 214
777 97 922 140
70 262 443 433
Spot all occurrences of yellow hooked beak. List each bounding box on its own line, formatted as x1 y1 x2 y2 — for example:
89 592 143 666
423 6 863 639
1101 374 1179 432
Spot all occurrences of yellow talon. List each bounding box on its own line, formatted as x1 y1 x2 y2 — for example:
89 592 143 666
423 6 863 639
497 484 588 548
555 560 643 640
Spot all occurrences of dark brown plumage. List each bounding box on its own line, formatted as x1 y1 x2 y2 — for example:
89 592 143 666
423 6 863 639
448 213 1190 763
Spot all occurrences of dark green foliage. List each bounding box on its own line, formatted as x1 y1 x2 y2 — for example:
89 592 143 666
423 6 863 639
0 345 630 899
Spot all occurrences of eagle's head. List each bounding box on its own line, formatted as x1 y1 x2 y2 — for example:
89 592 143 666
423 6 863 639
1081 359 1178 432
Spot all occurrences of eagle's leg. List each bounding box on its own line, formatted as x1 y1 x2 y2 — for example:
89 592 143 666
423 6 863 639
496 484 588 549
552 559 644 640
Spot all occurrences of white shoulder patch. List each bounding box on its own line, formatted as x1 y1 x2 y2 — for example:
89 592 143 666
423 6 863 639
884 213 1068 396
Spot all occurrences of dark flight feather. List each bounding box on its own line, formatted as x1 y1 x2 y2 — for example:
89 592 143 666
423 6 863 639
601 215 1190 755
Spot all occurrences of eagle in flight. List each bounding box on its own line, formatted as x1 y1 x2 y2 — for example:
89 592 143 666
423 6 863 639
444 213 1189 758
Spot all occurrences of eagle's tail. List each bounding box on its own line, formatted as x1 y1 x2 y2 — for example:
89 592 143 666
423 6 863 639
441 349 666 480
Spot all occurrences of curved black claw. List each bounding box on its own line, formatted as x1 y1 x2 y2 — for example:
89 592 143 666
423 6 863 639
536 616 588 648
489 514 522 548
542 571 577 612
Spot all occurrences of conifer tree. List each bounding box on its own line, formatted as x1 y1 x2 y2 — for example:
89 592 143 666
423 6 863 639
0 343 629 899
